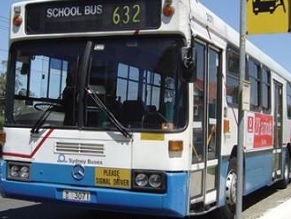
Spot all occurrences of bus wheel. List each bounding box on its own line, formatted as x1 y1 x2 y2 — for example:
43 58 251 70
215 158 237 219
277 154 290 189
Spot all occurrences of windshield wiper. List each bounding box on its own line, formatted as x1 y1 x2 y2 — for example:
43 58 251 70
30 104 55 134
85 87 132 139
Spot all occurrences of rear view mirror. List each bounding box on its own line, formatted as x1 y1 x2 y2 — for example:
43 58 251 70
181 46 194 81
21 63 30 75
17 54 31 75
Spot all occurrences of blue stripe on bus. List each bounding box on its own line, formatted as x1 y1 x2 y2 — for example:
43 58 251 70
217 149 283 207
32 162 96 186
217 156 229 207
0 162 188 217
244 149 275 195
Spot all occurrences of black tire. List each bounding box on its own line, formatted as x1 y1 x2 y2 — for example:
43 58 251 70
213 158 237 219
277 154 290 189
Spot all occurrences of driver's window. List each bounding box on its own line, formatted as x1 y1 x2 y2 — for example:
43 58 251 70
15 60 29 97
15 55 68 99
31 57 67 99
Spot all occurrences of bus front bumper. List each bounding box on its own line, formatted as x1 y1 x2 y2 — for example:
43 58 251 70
0 172 188 218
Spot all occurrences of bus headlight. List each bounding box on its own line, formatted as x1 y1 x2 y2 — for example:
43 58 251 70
20 166 30 178
149 174 162 188
133 170 166 193
7 162 31 181
135 173 148 187
10 165 20 177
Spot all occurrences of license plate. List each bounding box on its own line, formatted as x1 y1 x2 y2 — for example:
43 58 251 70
62 190 91 202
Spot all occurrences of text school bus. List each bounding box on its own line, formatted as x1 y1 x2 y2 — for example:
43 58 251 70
1 0 291 218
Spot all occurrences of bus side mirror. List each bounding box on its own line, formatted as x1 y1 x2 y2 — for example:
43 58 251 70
21 63 30 75
181 46 194 81
18 55 31 75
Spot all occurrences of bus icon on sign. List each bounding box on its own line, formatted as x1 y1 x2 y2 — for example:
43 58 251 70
252 0 285 15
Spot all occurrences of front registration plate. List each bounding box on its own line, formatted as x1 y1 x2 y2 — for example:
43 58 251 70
62 190 91 202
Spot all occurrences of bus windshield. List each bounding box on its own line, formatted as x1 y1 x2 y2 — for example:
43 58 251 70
6 36 187 131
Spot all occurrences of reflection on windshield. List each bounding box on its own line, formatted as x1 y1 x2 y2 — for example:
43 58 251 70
7 37 187 131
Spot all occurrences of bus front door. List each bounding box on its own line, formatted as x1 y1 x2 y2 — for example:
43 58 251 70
273 80 283 180
190 40 222 213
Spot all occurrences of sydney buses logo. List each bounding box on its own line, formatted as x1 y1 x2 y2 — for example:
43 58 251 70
57 154 103 165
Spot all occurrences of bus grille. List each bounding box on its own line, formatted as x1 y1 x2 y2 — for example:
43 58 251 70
55 142 105 156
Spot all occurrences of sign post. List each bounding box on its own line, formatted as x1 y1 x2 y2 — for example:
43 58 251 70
236 1 246 218
237 0 290 218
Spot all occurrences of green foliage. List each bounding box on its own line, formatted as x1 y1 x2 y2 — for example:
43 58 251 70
0 61 6 128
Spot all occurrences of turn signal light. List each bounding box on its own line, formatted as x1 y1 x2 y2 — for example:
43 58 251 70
163 0 175 17
13 15 23 26
13 6 22 27
168 140 183 152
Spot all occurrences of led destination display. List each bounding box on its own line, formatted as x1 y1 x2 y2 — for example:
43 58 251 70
26 0 161 34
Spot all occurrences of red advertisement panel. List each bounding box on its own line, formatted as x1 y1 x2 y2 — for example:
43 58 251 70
253 113 273 148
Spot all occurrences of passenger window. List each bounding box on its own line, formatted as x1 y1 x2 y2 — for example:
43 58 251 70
226 47 239 106
247 58 260 110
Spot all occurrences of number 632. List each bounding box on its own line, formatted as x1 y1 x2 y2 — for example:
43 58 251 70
112 5 141 25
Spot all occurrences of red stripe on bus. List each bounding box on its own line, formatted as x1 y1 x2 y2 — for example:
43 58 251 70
3 129 54 159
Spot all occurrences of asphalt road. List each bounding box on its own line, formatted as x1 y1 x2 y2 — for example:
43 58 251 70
0 197 209 219
242 183 291 219
0 198 183 219
0 183 291 219
0 200 147 219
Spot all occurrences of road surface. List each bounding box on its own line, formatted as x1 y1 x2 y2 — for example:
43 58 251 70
0 184 291 218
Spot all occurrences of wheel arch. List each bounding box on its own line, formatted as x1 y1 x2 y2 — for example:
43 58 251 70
286 143 291 159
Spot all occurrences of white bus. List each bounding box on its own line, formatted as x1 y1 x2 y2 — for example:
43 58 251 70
1 0 291 218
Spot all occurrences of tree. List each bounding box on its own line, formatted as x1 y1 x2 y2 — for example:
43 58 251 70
0 60 7 128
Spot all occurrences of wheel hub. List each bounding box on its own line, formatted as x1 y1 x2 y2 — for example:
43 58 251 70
225 169 237 206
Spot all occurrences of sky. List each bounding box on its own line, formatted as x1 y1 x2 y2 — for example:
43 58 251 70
0 0 19 67
1 0 291 72
201 0 291 72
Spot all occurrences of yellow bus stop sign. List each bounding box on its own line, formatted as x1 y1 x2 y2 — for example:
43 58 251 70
247 0 290 34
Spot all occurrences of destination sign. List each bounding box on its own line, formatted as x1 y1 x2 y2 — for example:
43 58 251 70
25 0 161 34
